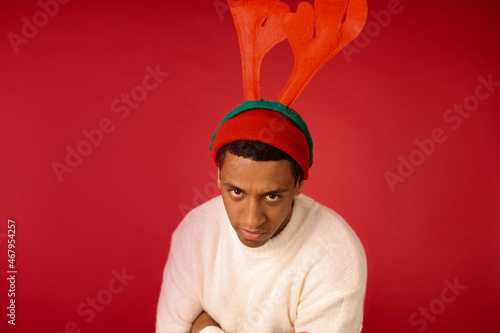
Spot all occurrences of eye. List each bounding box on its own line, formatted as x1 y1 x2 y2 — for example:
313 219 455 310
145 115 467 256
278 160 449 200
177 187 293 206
265 194 281 202
229 188 244 198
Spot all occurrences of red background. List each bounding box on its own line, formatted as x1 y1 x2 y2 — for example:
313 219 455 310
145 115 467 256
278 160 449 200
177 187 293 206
1 0 499 332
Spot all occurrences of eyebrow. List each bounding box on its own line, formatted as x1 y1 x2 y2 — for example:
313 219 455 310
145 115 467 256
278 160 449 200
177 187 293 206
222 182 290 195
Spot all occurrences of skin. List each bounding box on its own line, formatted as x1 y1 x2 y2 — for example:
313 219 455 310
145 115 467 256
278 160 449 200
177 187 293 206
217 151 304 248
191 311 220 333
191 152 308 332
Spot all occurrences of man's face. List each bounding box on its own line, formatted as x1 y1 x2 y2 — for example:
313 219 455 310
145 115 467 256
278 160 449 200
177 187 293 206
217 151 304 248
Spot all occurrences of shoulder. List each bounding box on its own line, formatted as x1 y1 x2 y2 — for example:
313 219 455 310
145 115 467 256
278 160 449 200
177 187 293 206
179 195 225 227
296 194 364 253
171 195 225 248
294 195 367 287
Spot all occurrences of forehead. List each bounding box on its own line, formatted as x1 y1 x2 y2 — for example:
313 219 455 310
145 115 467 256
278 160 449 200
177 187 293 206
220 152 295 188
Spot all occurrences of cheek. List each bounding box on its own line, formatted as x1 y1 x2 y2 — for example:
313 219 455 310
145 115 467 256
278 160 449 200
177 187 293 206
221 195 239 224
266 203 291 225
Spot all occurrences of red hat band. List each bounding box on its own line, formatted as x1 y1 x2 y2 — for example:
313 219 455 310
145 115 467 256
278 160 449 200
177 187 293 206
211 109 310 179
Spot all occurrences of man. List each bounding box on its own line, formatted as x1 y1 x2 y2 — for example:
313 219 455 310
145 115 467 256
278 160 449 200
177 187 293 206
156 141 367 333
156 1 368 331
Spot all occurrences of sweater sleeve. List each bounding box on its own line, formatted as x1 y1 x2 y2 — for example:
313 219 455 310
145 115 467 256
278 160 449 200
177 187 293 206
156 221 204 333
293 234 368 333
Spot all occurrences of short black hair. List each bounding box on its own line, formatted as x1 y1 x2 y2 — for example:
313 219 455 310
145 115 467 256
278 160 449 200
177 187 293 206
217 140 302 184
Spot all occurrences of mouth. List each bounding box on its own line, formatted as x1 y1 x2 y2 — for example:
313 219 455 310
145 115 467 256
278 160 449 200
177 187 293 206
239 228 267 241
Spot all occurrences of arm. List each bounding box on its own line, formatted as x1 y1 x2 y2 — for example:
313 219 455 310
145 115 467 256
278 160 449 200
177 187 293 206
294 285 366 332
293 242 367 332
156 224 208 333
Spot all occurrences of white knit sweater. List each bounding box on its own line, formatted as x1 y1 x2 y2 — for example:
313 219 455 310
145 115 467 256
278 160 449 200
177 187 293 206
156 194 367 333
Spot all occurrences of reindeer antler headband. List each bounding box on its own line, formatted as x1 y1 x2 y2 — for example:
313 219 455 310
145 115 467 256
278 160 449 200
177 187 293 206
210 0 367 179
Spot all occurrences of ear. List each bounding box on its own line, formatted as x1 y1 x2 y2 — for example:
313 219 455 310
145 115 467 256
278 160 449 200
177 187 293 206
294 176 304 196
217 168 221 190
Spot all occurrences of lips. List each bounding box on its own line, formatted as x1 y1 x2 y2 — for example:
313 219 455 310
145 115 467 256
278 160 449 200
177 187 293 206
239 228 266 241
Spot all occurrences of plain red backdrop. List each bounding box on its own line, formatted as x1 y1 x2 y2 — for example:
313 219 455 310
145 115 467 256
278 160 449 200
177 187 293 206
1 0 499 332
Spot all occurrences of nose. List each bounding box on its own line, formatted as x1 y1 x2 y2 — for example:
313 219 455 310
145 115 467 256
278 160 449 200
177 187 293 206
241 197 265 229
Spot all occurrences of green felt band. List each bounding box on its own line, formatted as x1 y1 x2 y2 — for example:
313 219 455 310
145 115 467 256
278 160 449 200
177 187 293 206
210 99 313 167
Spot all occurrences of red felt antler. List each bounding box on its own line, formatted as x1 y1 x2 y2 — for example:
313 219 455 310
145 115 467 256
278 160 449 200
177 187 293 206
277 0 367 106
228 0 290 100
